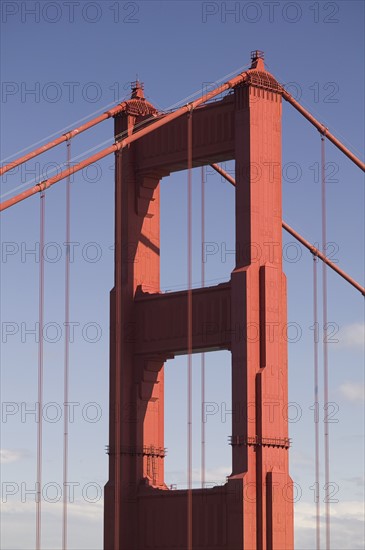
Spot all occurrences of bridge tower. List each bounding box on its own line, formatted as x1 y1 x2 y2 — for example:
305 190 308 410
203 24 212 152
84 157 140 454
104 51 294 549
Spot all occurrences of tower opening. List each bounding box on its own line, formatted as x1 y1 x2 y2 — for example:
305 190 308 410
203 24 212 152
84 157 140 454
164 350 232 490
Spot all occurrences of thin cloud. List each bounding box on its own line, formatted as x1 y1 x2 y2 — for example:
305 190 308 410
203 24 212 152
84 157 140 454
295 500 365 549
165 465 231 488
1 499 103 549
0 449 28 464
339 382 365 403
338 322 365 349
343 476 365 487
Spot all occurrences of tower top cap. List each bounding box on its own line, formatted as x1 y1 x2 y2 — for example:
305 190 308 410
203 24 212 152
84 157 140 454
131 80 145 100
250 50 265 70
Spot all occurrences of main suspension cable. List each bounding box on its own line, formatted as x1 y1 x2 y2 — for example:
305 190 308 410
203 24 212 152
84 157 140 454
1 70 249 212
1 111 159 201
210 163 364 296
281 89 364 172
1 62 251 178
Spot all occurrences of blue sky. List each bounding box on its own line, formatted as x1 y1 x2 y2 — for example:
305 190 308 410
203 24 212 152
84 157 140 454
1 1 364 549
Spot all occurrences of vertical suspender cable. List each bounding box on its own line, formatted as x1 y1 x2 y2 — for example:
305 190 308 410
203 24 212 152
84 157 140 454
187 110 193 550
36 190 45 550
201 166 205 490
313 254 321 550
62 141 71 550
321 134 330 549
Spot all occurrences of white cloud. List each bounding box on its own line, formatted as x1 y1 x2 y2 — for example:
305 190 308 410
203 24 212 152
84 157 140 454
1 496 103 520
339 382 365 403
1 499 103 549
165 465 231 488
344 476 365 487
338 322 365 349
0 449 27 464
201 465 231 483
295 500 365 549
291 449 313 469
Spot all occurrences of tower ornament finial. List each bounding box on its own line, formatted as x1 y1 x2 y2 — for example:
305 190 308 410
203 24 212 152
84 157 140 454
250 50 265 70
131 79 145 100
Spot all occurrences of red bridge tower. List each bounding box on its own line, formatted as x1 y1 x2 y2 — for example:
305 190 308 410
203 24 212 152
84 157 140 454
104 51 294 549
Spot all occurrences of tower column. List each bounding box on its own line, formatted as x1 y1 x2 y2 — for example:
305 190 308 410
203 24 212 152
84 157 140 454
230 51 294 549
104 83 164 550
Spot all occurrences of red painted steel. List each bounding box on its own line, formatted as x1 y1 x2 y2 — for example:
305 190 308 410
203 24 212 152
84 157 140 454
2 61 364 211
282 89 365 172
0 73 247 212
3 72 364 213
211 163 365 295
0 101 128 176
283 223 365 295
104 53 295 549
211 162 236 185
133 283 232 355
232 56 293 548
104 83 165 549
